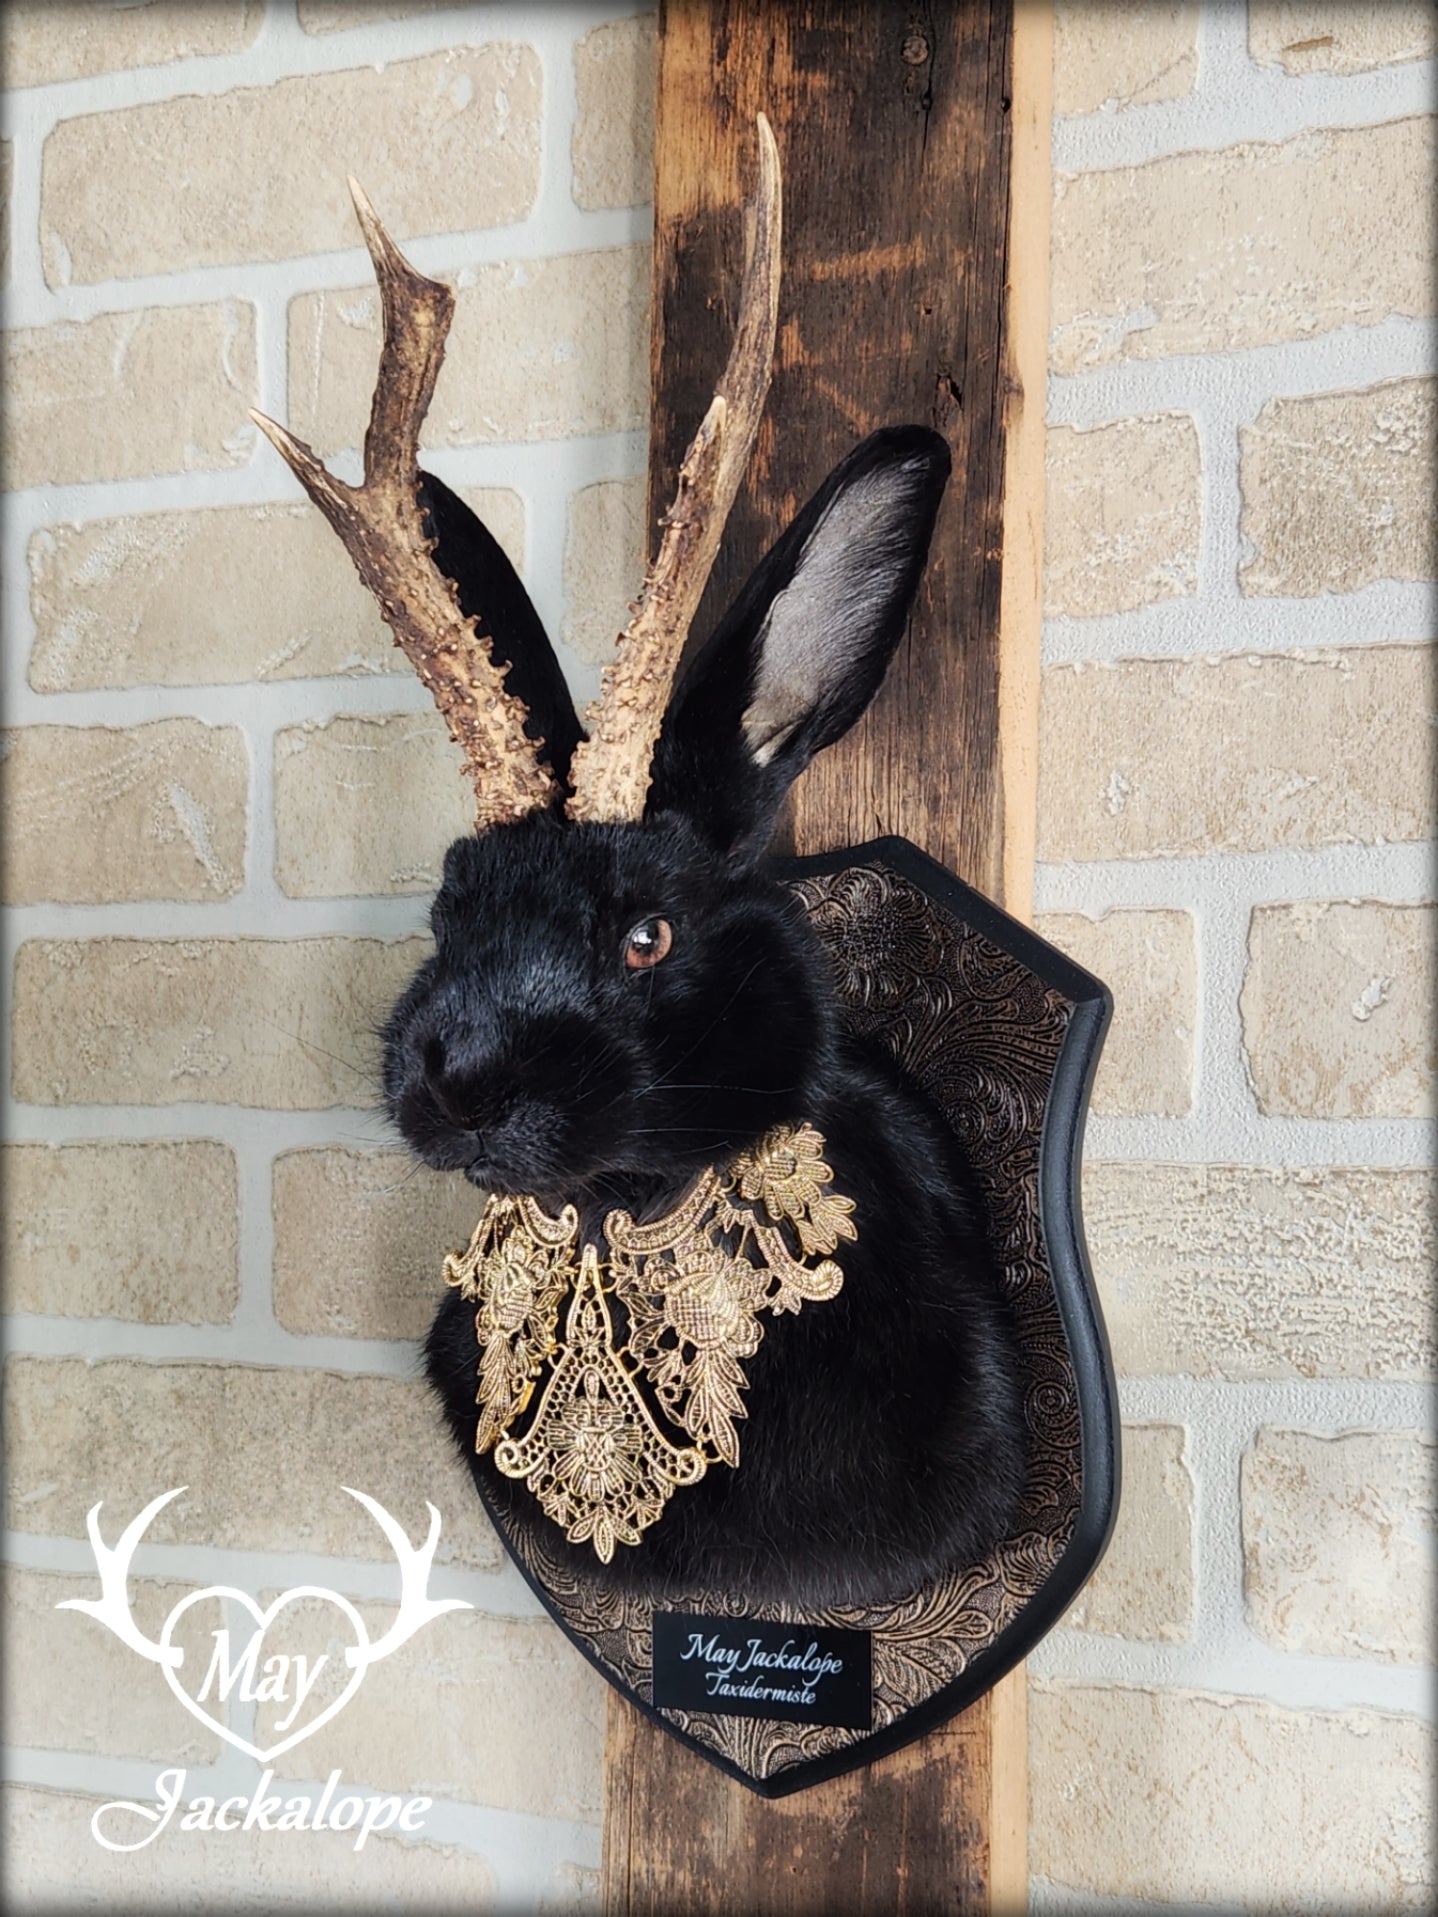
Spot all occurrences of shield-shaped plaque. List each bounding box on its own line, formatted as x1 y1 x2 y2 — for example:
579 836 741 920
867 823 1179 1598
468 837 1118 1796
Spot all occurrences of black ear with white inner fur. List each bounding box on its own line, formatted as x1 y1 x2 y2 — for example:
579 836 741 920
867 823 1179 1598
648 425 952 857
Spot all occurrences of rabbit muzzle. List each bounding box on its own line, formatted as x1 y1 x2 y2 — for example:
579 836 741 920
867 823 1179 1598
391 998 644 1196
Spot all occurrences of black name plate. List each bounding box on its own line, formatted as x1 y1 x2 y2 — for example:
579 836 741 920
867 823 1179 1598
652 1612 873 1730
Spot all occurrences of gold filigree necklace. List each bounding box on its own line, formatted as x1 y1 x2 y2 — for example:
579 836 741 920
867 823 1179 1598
443 1123 856 1563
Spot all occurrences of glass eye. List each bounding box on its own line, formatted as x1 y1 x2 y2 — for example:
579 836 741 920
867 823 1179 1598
624 917 674 971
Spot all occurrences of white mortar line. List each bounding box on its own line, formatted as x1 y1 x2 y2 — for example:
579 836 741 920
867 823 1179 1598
0 1104 400 1148
1053 8 1434 175
1026 1635 1433 1722
1046 316 1435 424
233 1124 282 1338
1041 582 1437 664
1 426 648 531
1 1314 422 1374
1035 843 1435 909
1111 1375 1434 1435
1079 1114 1434 1169
1 895 432 938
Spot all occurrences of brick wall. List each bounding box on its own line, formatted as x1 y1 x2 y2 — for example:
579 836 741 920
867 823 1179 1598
1029 5 1434 1910
1 3 653 1905
1 3 1432 1911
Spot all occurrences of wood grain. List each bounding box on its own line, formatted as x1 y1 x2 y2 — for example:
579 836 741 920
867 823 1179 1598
648 0 1016 890
603 1693 994 1916
604 1 1047 1909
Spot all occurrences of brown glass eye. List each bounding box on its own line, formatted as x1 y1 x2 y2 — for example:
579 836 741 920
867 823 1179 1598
624 917 674 971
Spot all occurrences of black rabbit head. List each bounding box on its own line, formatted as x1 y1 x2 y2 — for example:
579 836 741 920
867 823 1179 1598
382 427 951 1205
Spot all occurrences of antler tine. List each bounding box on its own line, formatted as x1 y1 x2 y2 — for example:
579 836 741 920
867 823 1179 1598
250 180 557 830
347 175 450 485
565 114 783 825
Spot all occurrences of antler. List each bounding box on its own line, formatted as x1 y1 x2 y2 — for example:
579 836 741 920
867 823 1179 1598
56 1489 187 1667
250 181 557 830
565 114 783 824
341 1488 471 1667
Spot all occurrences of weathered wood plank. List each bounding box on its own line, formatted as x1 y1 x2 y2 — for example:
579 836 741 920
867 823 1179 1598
648 0 1015 887
603 1695 994 1916
604 2 1047 1909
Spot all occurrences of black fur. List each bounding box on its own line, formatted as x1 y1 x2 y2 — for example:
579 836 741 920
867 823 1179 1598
419 471 583 787
387 428 1027 1609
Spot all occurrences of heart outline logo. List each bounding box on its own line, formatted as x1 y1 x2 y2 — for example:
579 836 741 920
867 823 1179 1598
57 1487 473 1763
159 1584 370 1764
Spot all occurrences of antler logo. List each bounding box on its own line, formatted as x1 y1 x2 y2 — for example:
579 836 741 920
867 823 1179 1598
60 1487 472 1763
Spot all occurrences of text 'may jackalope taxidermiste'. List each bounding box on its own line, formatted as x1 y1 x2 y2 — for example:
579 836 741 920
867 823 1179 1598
255 118 1117 1792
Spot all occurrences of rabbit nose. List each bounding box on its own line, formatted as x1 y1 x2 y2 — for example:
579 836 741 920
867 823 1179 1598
422 1041 496 1133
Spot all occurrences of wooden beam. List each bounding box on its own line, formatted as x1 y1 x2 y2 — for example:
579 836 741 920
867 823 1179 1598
603 2 1051 1909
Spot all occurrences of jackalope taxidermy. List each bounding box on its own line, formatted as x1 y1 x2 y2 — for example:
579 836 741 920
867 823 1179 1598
253 119 1026 1609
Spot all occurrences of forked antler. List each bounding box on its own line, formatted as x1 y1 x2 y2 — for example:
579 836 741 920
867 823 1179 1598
250 181 557 830
340 1487 471 1666
57 1488 187 1666
565 114 783 824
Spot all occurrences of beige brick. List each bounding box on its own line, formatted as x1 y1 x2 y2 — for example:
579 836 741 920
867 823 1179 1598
2 1785 497 1912
298 0 458 31
2 302 256 493
0 2 262 88
541 1864 601 1916
42 47 539 287
288 246 649 454
1242 901 1435 1118
563 475 647 664
1 720 248 904
1044 414 1200 617
1053 1 1199 113
11 936 426 1109
1034 910 1195 1115
265 1598 604 1821
3 1565 220 1762
573 14 657 210
1031 1683 1433 1907
27 488 522 693
1085 1164 1435 1381
3 1141 237 1324
1038 646 1435 860
3 1357 502 1571
1051 118 1434 372
1243 1428 1435 1664
1240 378 1436 597
273 1148 478 1341
1062 1424 1193 1642
1250 2 1437 74
274 712 474 898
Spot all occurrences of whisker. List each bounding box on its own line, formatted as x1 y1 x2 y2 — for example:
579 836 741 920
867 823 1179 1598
257 1016 375 1086
632 959 767 1094
370 1156 430 1198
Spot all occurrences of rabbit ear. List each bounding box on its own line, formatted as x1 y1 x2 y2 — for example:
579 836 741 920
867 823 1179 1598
649 425 951 856
418 472 584 789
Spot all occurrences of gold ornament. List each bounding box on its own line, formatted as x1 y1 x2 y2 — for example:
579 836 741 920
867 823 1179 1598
443 1123 856 1562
